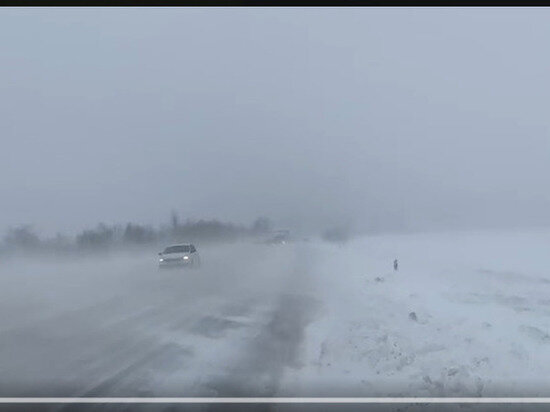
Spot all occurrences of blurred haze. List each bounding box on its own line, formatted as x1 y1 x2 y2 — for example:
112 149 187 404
2 7 550 236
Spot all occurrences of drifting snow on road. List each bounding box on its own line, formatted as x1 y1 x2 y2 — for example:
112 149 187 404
0 242 320 399
2 230 550 403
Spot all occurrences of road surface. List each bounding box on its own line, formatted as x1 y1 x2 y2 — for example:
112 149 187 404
0 242 321 407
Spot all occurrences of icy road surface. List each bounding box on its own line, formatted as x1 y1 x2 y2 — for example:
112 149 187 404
2 230 550 407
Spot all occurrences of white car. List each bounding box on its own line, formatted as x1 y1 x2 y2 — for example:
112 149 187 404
158 244 201 269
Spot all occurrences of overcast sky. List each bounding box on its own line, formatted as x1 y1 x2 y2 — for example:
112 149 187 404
2 7 550 236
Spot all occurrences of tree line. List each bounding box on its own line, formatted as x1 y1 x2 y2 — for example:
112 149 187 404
0 215 273 255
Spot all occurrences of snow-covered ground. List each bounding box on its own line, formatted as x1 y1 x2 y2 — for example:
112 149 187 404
280 229 550 398
2 229 550 408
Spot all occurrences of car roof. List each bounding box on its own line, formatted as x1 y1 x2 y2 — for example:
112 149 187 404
166 243 194 247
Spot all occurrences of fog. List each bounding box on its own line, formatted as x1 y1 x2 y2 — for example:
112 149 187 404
4 8 550 408
2 8 550 237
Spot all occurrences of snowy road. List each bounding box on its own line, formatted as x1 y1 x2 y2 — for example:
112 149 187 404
0 242 321 401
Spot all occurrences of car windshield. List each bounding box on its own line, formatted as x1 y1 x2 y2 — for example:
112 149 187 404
163 245 190 254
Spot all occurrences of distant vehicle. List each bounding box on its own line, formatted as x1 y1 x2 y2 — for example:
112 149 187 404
263 230 290 245
158 244 201 269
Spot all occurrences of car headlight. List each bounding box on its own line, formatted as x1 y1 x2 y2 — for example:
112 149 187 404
183 256 189 260
159 258 164 262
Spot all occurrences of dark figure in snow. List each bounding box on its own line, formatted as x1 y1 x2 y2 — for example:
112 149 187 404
393 259 398 271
